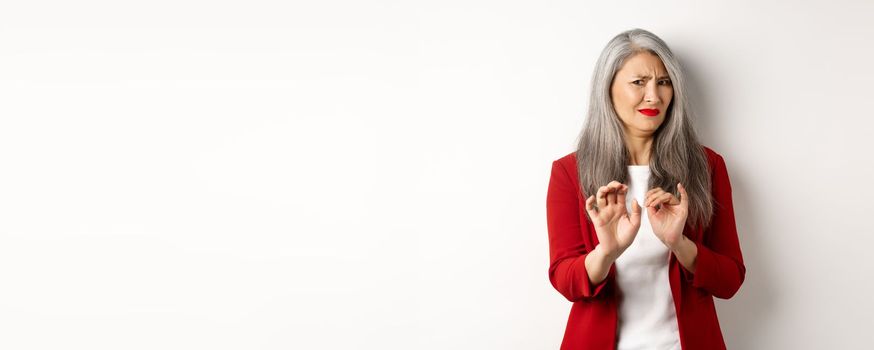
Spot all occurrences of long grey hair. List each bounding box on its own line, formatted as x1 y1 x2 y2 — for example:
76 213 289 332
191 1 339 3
576 28 714 231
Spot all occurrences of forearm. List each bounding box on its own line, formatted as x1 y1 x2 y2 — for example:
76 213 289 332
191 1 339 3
672 236 698 273
585 245 616 285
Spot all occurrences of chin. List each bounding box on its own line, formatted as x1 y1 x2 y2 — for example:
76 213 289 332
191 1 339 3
638 121 662 131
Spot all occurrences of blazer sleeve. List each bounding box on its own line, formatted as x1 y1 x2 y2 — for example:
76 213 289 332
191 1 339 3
546 159 614 302
680 153 747 299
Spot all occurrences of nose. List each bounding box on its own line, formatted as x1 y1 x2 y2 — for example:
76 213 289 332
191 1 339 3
644 81 661 104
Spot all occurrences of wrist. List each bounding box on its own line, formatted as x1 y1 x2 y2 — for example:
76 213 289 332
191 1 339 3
672 236 698 273
669 235 689 252
594 244 619 264
668 234 687 254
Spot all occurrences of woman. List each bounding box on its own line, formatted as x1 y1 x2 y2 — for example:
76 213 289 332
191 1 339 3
546 28 745 350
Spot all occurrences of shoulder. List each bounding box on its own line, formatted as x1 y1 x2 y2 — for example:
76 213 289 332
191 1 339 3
552 151 579 176
553 151 577 168
550 151 579 184
701 145 722 162
701 145 727 173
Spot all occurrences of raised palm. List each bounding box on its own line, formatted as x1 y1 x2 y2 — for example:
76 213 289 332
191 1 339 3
584 180 642 258
645 183 690 250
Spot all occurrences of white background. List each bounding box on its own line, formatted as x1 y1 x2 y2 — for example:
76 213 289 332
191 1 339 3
1 1 872 349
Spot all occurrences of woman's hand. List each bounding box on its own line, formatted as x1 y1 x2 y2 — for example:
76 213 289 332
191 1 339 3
585 181 642 260
645 183 689 250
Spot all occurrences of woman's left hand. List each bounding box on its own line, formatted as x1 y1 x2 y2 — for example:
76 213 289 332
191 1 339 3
645 183 689 250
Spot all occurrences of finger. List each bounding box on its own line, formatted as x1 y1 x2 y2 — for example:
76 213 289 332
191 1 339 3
617 183 629 198
659 192 674 206
585 194 597 216
645 188 664 207
614 183 627 203
596 186 608 209
607 185 617 205
669 193 680 205
652 191 675 206
605 181 622 205
616 185 628 214
656 188 680 206
648 194 666 209
677 182 688 208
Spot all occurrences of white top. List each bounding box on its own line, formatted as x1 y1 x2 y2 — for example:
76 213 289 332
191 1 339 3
614 165 682 350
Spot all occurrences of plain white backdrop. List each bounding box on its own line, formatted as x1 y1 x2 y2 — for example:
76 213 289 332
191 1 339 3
1 0 873 349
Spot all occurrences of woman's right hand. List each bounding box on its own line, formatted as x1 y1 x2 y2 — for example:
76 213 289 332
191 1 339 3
584 181 642 261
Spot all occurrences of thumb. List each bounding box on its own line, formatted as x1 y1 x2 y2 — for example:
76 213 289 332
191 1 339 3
677 182 689 208
629 198 642 225
584 195 598 218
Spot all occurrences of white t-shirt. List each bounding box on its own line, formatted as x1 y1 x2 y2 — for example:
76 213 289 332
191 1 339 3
614 165 682 350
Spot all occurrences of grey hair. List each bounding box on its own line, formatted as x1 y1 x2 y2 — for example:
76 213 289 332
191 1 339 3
576 28 714 231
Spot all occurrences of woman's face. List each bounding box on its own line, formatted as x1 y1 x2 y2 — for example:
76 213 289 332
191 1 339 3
610 52 673 138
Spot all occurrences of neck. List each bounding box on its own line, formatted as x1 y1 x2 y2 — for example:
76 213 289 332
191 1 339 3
625 135 653 165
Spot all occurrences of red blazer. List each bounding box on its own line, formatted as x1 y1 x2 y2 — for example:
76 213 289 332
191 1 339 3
546 146 745 350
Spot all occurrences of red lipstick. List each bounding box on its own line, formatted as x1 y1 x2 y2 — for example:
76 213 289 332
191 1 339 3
638 108 659 116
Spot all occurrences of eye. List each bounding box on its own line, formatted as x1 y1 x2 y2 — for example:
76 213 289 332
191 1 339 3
632 80 644 85
659 80 672 86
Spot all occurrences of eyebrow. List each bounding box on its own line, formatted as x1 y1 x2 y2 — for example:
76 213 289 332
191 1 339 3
632 74 671 80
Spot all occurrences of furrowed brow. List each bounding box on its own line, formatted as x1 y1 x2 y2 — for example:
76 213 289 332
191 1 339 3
632 74 671 80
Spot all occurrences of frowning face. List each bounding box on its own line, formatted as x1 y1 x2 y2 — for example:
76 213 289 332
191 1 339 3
610 52 673 138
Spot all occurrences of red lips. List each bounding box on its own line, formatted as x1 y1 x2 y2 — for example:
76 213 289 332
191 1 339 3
638 109 659 116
